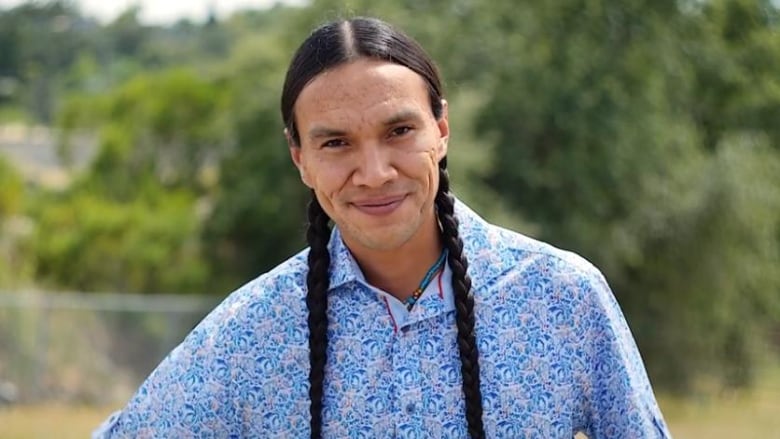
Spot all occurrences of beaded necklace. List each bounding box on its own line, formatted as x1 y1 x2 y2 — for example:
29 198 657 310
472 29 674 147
403 248 448 311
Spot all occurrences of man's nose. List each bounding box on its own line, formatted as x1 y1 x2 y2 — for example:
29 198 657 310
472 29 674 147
351 143 397 188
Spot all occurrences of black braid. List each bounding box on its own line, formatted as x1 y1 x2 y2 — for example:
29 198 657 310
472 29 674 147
435 160 486 439
305 193 332 439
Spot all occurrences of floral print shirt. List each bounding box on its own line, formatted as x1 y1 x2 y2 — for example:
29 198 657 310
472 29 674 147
94 200 671 438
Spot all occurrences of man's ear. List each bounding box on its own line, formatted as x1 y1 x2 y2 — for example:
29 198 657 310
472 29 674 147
436 99 449 160
286 128 312 188
284 128 297 149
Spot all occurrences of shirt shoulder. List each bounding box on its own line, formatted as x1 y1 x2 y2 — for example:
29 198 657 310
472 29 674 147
180 248 312 382
185 248 310 349
456 201 670 437
455 199 604 292
221 248 310 314
93 250 311 438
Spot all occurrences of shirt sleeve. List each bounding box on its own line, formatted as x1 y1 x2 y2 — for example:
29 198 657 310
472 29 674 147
572 267 672 439
91 305 241 438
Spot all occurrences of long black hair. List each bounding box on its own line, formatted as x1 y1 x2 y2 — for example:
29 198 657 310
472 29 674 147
281 17 484 439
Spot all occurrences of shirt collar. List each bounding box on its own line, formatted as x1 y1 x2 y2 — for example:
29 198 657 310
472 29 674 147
326 226 363 291
325 197 492 293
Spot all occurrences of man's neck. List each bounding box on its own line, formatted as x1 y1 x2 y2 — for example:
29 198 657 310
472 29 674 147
346 216 443 302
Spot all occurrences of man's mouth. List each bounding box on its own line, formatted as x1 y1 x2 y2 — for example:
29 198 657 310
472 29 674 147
351 195 407 216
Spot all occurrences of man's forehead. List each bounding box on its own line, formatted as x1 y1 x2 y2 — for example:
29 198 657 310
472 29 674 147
295 60 430 117
295 63 432 139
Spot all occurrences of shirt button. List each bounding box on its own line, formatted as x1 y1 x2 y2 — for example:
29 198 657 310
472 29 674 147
405 403 416 414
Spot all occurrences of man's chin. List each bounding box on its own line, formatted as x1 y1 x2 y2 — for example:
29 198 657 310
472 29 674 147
349 227 416 252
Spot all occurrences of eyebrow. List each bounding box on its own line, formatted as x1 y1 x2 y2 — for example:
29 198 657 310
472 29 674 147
306 109 425 141
382 110 423 126
308 126 347 140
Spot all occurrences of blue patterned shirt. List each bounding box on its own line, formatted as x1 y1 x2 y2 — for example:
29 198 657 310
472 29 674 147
94 200 671 438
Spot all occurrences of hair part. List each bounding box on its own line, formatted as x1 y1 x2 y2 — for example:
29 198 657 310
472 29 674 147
283 17 484 438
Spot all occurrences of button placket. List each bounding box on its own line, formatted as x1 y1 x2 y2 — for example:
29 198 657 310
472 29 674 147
397 322 425 435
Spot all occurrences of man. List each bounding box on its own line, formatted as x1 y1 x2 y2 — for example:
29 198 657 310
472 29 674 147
94 17 671 438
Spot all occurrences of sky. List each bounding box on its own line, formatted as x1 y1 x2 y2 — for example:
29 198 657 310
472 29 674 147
0 0 305 24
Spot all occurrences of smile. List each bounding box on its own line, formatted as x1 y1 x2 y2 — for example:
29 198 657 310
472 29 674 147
351 195 406 216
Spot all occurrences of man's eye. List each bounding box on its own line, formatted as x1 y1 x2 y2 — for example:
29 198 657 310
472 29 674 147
390 126 413 137
322 139 347 148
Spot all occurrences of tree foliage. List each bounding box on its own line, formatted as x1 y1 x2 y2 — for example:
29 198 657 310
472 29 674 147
0 156 32 287
0 155 23 218
30 189 209 294
472 0 780 391
201 28 310 290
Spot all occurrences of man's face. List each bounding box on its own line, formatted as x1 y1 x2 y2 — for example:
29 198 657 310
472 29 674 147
289 58 449 252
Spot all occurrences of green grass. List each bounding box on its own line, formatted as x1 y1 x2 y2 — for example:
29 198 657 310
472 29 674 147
658 374 780 438
0 404 112 439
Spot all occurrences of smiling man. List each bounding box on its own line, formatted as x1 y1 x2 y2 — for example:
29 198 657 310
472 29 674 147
94 17 671 438
290 59 449 300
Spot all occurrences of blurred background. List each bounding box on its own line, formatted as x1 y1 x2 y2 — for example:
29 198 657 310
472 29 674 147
0 0 778 437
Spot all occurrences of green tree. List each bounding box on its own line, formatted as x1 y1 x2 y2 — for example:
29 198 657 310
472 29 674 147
687 0 780 149
48 68 228 293
105 6 147 59
473 0 780 391
626 137 780 389
201 27 310 291
0 155 22 219
31 189 209 294
0 1 96 122
0 156 31 287
59 68 228 198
